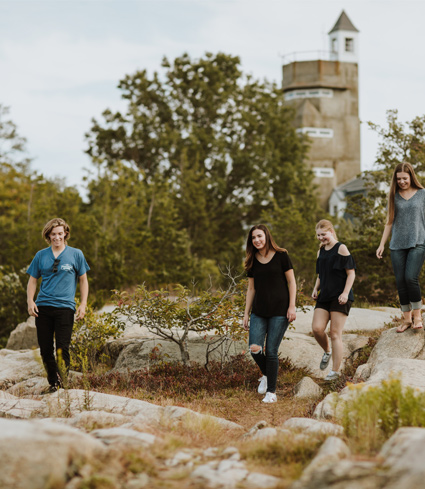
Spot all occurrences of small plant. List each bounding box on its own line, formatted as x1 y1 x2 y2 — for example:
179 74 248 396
0 265 27 347
111 271 246 365
342 376 425 453
70 302 125 372
240 432 322 481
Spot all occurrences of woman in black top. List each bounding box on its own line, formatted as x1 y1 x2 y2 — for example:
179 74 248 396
243 224 297 403
311 220 355 381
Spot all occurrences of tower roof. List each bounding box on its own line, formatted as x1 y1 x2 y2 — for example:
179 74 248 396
328 10 359 34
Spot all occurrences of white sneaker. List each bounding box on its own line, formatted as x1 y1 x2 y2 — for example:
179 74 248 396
258 376 267 394
262 392 277 403
320 350 332 370
325 370 340 381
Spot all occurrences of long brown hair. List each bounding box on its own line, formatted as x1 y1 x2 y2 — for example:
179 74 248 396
316 219 338 249
387 162 424 224
42 218 71 244
244 224 286 271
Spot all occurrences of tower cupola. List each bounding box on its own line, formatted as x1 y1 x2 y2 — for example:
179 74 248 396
328 10 359 63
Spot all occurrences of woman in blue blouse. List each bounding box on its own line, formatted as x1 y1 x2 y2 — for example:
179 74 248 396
377 162 425 331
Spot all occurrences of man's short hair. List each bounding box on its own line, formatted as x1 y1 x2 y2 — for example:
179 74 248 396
42 218 71 243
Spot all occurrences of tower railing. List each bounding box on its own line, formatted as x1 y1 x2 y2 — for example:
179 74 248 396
281 50 336 65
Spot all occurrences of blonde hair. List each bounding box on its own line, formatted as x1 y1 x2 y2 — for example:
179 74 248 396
387 162 424 224
316 219 338 248
42 218 71 244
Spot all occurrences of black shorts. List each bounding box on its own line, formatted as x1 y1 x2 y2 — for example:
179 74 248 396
315 299 353 316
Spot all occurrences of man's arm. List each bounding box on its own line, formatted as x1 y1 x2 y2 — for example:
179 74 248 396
27 276 39 317
76 273 89 320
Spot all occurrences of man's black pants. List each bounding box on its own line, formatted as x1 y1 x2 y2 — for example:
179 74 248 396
35 306 74 386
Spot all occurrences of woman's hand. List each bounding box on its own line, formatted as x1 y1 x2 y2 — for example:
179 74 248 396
376 245 384 259
287 305 296 323
338 293 348 304
243 313 250 331
312 288 318 300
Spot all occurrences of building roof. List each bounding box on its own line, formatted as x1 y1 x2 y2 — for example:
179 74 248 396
334 175 365 193
328 10 359 34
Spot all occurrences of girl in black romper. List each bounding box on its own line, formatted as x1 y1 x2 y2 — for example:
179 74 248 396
311 220 355 381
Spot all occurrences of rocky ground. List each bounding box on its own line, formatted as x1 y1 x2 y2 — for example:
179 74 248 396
3 306 425 489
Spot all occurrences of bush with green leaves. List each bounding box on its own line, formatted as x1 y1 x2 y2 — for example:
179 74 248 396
342 377 425 453
111 273 246 365
0 266 28 347
70 302 125 372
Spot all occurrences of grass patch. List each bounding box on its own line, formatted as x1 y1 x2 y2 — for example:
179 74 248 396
240 432 322 482
73 355 317 430
342 377 425 454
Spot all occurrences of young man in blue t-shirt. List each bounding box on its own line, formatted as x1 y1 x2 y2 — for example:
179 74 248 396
27 218 90 392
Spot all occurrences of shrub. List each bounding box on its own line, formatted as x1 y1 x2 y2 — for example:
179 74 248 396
342 377 425 453
0 266 27 347
78 355 309 402
111 276 246 365
70 303 125 372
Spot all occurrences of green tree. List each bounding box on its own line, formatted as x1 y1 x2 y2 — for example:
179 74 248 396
85 52 317 275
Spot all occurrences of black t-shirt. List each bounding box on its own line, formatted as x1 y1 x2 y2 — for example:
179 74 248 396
247 251 293 318
316 242 355 302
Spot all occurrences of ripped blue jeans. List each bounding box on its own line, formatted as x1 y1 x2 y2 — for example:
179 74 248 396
248 313 289 393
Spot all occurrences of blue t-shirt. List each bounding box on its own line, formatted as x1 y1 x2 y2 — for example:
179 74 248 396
27 246 90 310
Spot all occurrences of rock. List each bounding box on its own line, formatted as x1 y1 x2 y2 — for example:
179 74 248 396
7 376 49 396
313 392 340 420
353 363 372 382
367 327 425 368
162 405 243 431
362 357 425 390
292 428 425 489
294 377 323 399
378 427 425 489
112 337 248 370
191 459 248 488
299 436 350 479
42 389 162 420
41 389 243 433
316 357 425 422
291 459 383 489
249 427 278 440
191 458 280 488
6 317 38 350
65 410 130 430
222 447 240 461
0 391 43 419
165 449 197 467
244 472 282 488
0 349 45 388
0 418 106 489
282 417 343 436
90 427 156 447
280 332 368 378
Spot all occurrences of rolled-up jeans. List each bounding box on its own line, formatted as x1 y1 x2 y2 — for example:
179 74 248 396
248 313 289 393
390 244 425 312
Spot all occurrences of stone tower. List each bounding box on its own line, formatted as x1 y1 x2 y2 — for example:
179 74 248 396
282 10 361 207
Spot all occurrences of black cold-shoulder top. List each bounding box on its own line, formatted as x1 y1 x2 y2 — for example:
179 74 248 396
316 242 355 302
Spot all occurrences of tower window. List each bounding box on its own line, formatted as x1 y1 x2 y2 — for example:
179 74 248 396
331 38 337 52
284 89 333 101
345 38 354 52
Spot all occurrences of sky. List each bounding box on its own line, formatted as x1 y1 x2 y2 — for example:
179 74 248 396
1 0 425 191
